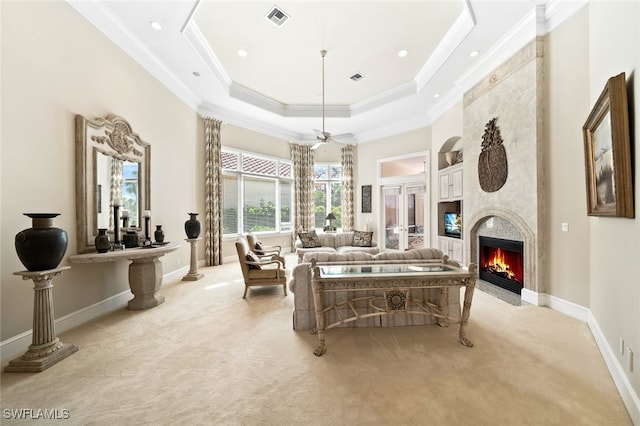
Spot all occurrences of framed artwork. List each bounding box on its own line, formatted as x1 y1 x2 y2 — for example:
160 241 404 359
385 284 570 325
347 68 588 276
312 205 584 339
582 72 634 218
361 185 372 213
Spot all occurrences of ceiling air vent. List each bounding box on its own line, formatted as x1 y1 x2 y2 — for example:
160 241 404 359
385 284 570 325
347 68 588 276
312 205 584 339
266 6 290 27
350 73 364 82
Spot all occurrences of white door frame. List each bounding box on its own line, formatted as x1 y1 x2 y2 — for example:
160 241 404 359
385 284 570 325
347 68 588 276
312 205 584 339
376 151 430 250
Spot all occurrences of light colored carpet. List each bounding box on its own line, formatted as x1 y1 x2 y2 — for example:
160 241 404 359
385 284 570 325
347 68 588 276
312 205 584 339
1 254 631 425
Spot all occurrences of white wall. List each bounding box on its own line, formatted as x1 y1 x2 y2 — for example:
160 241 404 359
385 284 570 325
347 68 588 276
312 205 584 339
356 127 431 241
587 0 640 399
1 1 199 340
543 7 591 306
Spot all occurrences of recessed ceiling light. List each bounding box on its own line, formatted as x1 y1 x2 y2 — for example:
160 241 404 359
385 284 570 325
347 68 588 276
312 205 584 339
470 50 479 57
434 93 441 98
237 49 248 58
398 49 409 58
150 21 162 31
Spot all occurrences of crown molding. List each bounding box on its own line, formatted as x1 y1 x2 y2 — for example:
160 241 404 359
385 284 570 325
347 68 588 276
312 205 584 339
66 0 201 111
414 0 476 92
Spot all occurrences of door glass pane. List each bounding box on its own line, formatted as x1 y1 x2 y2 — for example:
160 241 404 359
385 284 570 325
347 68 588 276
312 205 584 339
244 177 276 232
384 192 400 250
407 192 425 249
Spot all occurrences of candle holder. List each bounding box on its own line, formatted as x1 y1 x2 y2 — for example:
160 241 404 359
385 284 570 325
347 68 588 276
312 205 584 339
112 205 124 250
144 216 151 244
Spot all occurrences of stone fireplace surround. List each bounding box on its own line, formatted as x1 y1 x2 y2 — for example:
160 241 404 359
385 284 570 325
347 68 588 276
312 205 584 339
461 38 545 295
466 211 538 295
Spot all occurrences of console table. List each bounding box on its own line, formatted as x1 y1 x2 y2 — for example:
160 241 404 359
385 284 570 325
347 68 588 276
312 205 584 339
310 260 478 356
69 243 180 310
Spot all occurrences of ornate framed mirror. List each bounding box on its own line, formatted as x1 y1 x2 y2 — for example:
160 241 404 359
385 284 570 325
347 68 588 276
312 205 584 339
75 114 150 253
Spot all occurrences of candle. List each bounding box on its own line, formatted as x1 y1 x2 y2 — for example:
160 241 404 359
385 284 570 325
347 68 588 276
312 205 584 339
114 194 122 206
122 210 129 218
144 210 152 218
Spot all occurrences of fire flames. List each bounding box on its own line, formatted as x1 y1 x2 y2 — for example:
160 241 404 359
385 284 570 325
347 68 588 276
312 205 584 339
484 248 518 282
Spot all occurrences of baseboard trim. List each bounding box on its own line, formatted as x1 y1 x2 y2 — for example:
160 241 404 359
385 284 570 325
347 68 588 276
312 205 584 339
588 311 640 425
3 276 638 422
1 289 131 366
522 288 638 422
1 267 190 366
521 289 590 322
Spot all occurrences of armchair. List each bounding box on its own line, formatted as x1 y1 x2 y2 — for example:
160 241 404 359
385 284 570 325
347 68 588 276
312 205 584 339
235 238 287 299
246 234 282 258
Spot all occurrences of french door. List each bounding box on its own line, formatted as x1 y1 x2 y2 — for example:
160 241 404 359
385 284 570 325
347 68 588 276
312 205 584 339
381 182 427 251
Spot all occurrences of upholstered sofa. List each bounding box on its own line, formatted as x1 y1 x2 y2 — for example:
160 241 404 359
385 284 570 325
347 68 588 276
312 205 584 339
288 249 462 330
294 230 379 263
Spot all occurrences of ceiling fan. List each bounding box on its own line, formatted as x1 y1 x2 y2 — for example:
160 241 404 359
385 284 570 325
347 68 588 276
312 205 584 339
311 49 354 150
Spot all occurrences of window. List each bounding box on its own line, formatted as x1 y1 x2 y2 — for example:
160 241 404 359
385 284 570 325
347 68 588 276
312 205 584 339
222 149 292 235
314 163 342 229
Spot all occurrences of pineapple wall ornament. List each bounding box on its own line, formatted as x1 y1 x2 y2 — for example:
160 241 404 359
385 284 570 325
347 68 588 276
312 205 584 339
478 117 508 192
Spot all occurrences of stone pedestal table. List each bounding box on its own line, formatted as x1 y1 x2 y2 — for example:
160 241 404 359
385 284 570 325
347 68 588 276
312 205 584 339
69 243 180 310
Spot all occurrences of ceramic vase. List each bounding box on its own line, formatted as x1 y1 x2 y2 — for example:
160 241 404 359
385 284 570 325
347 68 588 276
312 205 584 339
184 213 201 239
154 225 165 243
15 213 68 271
123 230 139 248
95 228 110 253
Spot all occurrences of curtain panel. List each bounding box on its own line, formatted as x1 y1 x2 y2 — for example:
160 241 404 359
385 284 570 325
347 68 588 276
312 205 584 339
291 144 315 250
203 117 223 266
109 157 123 231
341 145 355 231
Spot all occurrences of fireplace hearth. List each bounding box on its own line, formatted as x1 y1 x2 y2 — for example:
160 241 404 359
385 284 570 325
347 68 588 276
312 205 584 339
479 236 524 294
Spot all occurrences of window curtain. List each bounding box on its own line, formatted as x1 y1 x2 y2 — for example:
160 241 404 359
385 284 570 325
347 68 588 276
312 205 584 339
204 117 223 266
291 144 315 249
341 145 355 231
109 157 123 231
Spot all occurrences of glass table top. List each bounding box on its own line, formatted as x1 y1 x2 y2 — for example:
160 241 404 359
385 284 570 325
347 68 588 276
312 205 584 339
318 263 456 278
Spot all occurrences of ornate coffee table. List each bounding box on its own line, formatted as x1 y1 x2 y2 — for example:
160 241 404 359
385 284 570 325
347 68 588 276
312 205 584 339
310 259 478 356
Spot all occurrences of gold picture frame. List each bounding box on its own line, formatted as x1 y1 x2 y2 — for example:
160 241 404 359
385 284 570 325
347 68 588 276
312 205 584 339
582 72 634 218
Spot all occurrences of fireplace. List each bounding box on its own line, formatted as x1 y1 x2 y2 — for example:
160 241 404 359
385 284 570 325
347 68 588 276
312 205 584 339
479 236 524 294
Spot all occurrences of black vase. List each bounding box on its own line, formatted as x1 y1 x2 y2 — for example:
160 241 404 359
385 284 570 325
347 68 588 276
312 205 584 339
95 228 110 253
184 213 201 239
154 225 165 243
123 230 139 248
15 213 68 271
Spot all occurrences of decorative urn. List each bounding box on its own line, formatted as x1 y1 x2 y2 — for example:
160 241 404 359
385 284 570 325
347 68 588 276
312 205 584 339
15 213 68 271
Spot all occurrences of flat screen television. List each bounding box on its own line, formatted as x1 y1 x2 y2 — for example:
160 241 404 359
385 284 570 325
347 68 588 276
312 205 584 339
444 212 462 238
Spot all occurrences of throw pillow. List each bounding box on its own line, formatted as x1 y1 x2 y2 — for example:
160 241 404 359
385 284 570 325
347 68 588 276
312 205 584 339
255 240 264 251
352 230 373 247
246 251 262 269
298 230 321 248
